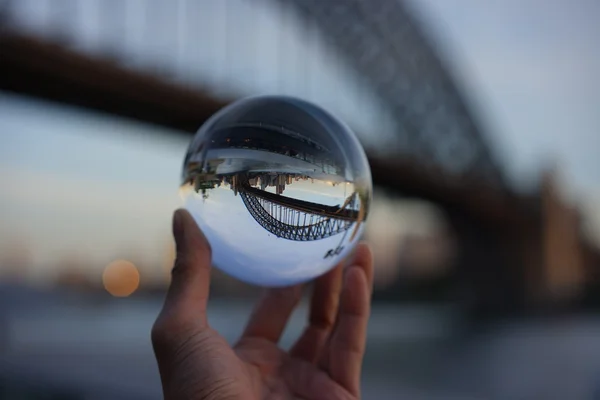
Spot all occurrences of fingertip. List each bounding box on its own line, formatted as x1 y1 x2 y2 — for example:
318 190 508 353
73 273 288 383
170 209 212 284
163 209 213 328
316 261 344 286
341 264 371 318
173 208 210 249
174 208 193 220
172 209 185 241
351 242 374 289
344 265 368 294
354 242 373 266
173 208 196 235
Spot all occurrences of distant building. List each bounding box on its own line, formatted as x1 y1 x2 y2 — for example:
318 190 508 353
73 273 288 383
539 168 586 303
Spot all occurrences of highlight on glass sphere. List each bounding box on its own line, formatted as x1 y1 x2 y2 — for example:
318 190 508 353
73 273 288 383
180 95 372 287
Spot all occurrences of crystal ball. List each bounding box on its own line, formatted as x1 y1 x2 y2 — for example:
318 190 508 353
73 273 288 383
180 95 372 287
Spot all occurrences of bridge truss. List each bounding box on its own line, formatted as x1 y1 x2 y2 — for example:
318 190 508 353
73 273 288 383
281 0 508 189
239 183 358 241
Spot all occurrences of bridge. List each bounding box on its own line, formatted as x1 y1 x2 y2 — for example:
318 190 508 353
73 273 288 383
238 180 359 242
240 187 355 242
1 0 597 315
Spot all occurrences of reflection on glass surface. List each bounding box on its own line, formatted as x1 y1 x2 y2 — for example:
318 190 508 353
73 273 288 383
181 96 372 287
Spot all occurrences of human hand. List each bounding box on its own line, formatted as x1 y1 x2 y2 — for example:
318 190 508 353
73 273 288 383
151 209 374 400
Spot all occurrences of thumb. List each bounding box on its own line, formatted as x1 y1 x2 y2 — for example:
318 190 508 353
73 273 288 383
160 208 213 329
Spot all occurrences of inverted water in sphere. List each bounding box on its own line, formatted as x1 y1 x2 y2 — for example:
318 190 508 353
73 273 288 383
180 96 372 287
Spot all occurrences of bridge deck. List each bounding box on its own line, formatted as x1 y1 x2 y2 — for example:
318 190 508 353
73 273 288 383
0 32 538 230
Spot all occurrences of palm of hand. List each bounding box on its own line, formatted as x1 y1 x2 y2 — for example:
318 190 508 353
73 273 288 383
152 210 373 400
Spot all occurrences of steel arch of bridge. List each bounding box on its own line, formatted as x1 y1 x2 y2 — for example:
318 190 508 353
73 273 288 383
2 0 510 192
280 0 508 190
239 189 355 241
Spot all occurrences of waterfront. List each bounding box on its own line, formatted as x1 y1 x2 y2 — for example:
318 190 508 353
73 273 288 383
2 285 600 399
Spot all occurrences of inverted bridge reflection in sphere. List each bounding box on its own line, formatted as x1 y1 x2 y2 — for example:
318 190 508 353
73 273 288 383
240 180 358 242
181 96 372 286
180 172 368 286
187 171 363 243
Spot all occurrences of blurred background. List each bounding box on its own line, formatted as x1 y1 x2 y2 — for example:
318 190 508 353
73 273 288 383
1 0 599 398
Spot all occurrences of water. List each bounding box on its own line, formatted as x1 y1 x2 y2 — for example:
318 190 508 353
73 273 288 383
181 96 372 286
3 285 600 399
0 285 460 400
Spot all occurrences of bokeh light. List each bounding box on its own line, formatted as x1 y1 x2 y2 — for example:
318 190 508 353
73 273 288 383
102 259 140 297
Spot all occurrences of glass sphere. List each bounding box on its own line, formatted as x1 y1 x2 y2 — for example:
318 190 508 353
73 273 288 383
180 95 372 287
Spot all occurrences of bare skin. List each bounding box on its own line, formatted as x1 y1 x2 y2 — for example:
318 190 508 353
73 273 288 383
152 209 374 400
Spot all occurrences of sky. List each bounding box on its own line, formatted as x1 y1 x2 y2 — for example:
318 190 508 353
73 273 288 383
0 0 599 282
0 97 186 281
411 0 600 197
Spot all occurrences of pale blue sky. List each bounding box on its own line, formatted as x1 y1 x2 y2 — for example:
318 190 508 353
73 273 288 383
1 0 599 282
6 0 599 191
413 0 600 194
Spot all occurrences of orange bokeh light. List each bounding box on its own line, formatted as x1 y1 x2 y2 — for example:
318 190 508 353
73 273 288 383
102 259 140 297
